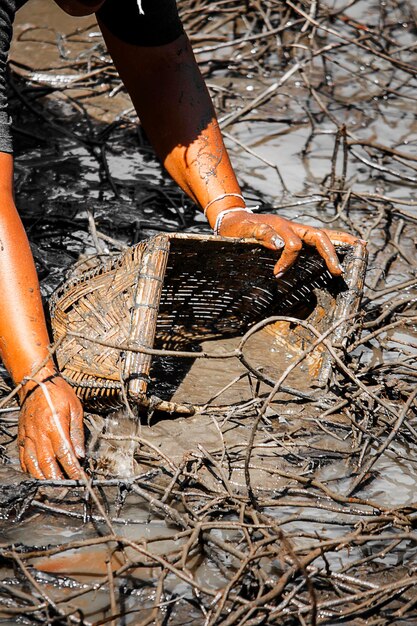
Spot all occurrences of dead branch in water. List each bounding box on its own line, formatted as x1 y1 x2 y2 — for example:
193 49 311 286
1 0 417 624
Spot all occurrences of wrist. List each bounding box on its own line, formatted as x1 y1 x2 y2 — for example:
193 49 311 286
203 192 247 228
17 362 59 402
213 208 253 235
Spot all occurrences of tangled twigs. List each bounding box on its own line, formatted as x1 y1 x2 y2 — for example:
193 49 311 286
345 388 417 497
1 0 417 624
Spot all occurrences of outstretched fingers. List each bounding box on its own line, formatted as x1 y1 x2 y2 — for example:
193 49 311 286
48 416 82 479
211 209 361 279
321 229 364 245
235 220 305 277
246 220 305 277
54 442 82 479
272 233 303 277
37 435 64 479
292 225 344 276
18 379 85 480
23 438 45 480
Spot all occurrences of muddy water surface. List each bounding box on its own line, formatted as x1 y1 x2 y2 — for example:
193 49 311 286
1 1 417 624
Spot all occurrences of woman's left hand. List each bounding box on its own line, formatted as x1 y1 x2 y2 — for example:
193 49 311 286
217 210 362 277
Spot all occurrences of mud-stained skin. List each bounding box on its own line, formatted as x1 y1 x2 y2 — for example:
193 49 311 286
1 17 360 480
194 120 224 182
0 152 85 479
174 43 224 182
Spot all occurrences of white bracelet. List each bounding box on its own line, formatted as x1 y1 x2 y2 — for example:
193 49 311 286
203 193 245 217
213 207 253 235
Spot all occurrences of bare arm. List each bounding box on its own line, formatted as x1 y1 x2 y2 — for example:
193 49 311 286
0 152 84 479
97 26 359 275
97 26 243 213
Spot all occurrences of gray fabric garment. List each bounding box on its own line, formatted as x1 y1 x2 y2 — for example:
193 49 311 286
0 0 19 153
0 111 12 153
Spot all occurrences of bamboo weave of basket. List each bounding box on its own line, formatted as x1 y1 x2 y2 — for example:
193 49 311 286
50 233 367 412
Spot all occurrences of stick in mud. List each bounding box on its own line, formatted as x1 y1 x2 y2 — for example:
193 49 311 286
1 1 417 625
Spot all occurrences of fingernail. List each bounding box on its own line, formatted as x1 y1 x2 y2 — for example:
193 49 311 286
359 239 367 245
275 271 285 279
337 263 345 274
272 235 285 249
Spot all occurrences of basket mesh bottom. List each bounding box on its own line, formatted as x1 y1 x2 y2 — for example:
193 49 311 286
49 234 359 410
155 238 337 347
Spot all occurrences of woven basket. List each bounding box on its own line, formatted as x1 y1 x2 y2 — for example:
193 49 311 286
49 233 367 412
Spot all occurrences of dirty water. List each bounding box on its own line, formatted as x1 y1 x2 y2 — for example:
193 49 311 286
0 0 417 624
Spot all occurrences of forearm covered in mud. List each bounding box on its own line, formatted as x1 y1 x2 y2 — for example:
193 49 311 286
97 25 360 276
95 27 246 225
0 152 56 391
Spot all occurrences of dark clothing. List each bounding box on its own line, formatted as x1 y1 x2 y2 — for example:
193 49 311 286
0 0 183 153
97 0 183 47
0 0 23 152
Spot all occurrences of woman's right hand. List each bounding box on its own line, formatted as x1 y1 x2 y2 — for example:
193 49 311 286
18 374 85 480
0 153 85 480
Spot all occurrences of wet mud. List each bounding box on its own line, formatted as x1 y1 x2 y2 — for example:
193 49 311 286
1 1 417 624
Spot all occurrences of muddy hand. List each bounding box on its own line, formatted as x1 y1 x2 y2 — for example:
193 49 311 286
217 210 361 277
18 376 84 480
